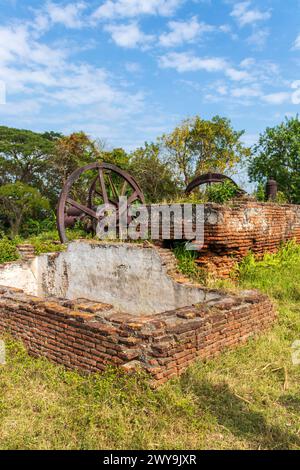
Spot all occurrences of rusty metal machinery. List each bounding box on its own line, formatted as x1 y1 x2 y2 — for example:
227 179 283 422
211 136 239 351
185 172 245 195
57 162 145 243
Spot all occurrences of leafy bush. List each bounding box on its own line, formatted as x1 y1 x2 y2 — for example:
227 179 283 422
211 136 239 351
205 180 240 204
237 240 300 302
29 238 66 256
173 242 206 283
254 182 266 202
254 183 288 204
21 213 57 237
0 235 19 264
172 180 241 205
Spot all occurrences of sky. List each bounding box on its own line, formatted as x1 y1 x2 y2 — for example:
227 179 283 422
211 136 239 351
0 0 299 152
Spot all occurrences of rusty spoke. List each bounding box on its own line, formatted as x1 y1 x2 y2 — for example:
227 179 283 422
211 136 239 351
127 191 139 205
67 198 98 220
120 180 128 196
107 174 119 200
98 168 109 205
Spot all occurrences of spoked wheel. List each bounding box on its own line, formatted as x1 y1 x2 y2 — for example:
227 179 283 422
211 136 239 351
185 173 245 195
57 162 145 243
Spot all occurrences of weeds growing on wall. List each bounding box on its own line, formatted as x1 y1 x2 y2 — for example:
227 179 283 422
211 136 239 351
172 180 241 205
173 242 207 283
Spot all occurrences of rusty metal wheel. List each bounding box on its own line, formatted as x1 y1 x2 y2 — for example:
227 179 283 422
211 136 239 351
57 162 145 243
185 172 245 195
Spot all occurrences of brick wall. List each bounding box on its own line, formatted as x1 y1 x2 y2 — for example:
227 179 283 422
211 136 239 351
0 285 276 386
199 200 300 277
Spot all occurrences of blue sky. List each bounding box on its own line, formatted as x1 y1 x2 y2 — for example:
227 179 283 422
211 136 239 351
0 0 299 152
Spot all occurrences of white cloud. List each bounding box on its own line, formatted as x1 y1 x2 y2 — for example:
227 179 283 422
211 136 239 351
159 16 214 47
247 28 269 48
0 24 66 70
291 81 300 104
225 67 251 81
219 24 238 40
231 2 271 27
104 22 154 48
159 52 227 73
231 85 261 98
32 2 87 32
92 0 182 21
0 20 146 132
262 92 290 105
45 1 87 28
293 33 300 50
159 52 251 81
125 62 142 73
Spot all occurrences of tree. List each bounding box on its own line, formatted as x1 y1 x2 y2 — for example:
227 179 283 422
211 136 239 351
0 182 49 237
130 142 179 202
0 125 61 204
101 148 130 170
160 116 250 185
53 131 102 186
0 126 60 185
248 116 300 203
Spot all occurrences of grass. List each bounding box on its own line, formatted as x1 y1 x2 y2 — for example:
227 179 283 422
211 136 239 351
173 242 207 283
0 242 300 449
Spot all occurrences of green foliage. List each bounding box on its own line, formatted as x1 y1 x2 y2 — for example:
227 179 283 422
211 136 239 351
21 213 57 237
254 182 266 202
254 184 288 204
130 142 179 202
171 180 240 204
26 229 90 255
205 180 240 204
173 242 207 283
0 182 50 237
28 236 66 255
0 235 19 264
248 116 300 204
160 115 250 185
102 147 130 170
52 131 102 187
274 191 288 204
0 125 59 195
237 241 300 302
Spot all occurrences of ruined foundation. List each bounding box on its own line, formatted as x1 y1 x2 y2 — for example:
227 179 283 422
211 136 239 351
198 201 300 277
0 240 276 386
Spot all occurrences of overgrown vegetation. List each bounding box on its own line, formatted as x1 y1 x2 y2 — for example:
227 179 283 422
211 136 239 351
4 115 299 238
173 242 207 283
172 180 241 205
0 235 19 264
249 116 300 204
1 242 300 450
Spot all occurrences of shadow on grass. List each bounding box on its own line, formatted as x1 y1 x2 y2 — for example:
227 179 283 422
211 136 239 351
180 377 300 450
279 394 300 414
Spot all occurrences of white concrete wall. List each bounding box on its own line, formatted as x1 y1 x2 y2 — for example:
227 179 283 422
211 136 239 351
0 261 38 295
0 242 221 315
36 242 220 315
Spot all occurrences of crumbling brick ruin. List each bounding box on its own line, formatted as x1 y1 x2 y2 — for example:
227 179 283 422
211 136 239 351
0 201 298 385
198 201 300 277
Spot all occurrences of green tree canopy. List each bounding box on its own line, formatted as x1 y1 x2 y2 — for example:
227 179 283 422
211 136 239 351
160 115 250 185
0 126 60 185
129 142 179 202
0 182 49 237
248 116 300 203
